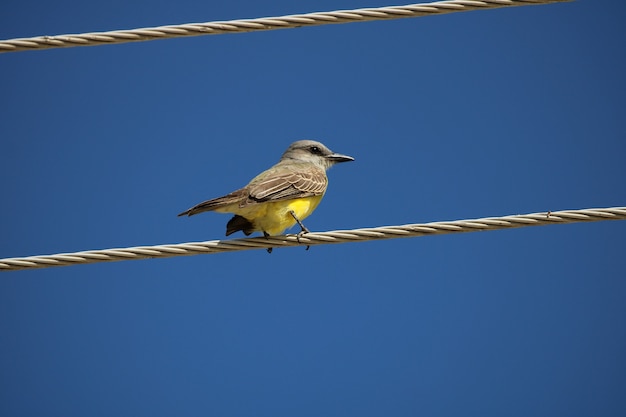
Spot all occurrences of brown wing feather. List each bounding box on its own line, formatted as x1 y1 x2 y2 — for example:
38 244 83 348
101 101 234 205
179 165 328 215
247 170 327 203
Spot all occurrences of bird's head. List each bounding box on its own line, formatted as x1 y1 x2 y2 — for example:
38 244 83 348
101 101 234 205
280 140 354 170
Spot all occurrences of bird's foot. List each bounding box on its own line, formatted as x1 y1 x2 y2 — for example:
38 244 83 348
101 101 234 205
296 231 311 251
263 231 273 254
289 211 311 250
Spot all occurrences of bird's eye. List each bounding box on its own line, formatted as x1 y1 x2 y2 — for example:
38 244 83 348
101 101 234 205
310 146 321 154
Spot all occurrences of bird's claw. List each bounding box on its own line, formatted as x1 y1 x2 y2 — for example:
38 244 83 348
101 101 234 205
296 230 310 250
289 210 311 251
263 231 273 254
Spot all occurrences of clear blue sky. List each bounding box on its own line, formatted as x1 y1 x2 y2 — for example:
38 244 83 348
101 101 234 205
1 1 625 416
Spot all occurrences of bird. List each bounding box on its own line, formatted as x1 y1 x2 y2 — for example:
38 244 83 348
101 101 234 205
178 140 354 242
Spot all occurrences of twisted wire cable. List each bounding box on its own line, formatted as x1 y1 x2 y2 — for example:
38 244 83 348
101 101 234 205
1 206 623 271
0 0 571 54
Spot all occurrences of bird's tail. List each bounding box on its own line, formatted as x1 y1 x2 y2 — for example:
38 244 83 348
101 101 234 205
177 188 247 217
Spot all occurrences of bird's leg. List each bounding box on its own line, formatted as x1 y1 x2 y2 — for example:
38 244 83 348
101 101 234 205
289 211 310 234
289 210 310 250
263 231 273 254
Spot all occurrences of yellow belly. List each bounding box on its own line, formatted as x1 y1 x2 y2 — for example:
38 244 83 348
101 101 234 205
229 196 323 236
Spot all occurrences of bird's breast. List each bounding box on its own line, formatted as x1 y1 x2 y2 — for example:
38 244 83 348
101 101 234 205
258 195 324 236
283 196 323 219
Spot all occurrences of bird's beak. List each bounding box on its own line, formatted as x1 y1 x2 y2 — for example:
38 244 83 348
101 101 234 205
326 152 355 163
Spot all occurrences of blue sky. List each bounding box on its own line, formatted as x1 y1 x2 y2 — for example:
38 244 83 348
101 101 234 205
1 0 625 416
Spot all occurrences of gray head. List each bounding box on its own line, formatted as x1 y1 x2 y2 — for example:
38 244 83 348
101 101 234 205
279 140 354 170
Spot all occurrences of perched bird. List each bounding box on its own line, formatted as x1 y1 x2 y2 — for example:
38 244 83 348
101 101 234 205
178 140 354 240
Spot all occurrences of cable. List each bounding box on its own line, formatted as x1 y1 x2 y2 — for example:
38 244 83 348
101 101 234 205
1 206 623 271
0 0 571 54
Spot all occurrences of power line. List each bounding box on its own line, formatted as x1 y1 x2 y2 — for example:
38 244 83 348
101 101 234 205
0 0 571 54
1 206 623 271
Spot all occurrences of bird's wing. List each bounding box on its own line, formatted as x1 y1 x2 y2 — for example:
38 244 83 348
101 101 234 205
178 164 328 216
247 168 327 204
